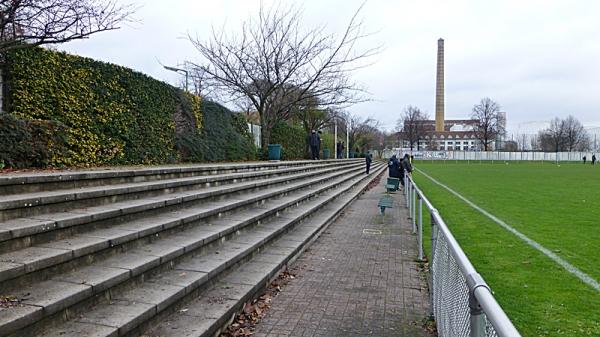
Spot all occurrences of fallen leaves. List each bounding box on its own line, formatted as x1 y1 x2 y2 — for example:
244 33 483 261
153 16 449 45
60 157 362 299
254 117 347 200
365 172 384 191
219 270 296 337
0 295 22 308
420 315 438 335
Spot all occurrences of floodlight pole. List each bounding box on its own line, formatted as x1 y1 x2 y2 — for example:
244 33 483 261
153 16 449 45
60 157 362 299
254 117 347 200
164 65 189 92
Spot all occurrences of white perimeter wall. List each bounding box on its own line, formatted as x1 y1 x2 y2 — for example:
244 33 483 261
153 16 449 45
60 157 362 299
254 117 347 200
382 150 598 162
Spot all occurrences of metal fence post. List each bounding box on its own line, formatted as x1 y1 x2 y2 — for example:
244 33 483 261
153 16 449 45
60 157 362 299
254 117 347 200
405 175 409 207
412 187 417 233
408 179 413 219
418 196 423 260
467 273 490 337
430 209 438 264
408 180 413 219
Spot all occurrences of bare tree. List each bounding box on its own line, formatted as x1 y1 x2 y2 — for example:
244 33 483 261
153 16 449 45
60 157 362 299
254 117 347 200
340 112 379 153
0 0 135 54
562 115 589 151
538 117 565 152
398 106 428 151
187 3 378 150
178 64 218 99
538 115 590 152
471 97 505 151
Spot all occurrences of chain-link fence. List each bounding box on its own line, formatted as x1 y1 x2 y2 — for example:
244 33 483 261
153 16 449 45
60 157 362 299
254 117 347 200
404 175 521 337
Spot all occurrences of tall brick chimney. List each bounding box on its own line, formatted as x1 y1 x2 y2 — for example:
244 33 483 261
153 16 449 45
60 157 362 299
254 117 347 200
435 38 445 132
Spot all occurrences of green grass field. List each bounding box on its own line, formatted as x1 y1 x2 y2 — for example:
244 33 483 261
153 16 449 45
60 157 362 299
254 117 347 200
413 161 600 337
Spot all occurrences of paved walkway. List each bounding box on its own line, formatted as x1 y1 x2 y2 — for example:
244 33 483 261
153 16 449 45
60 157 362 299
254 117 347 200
252 174 433 337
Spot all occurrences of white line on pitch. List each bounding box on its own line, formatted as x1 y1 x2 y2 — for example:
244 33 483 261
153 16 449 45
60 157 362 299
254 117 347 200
416 168 600 292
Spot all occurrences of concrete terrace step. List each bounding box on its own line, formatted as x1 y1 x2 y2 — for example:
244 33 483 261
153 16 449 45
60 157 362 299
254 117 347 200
0 160 357 196
29 164 385 337
0 163 383 336
0 162 363 247
142 164 386 337
0 162 365 286
0 161 357 222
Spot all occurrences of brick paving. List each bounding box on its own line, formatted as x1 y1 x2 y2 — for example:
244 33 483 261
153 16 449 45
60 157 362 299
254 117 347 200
252 175 433 337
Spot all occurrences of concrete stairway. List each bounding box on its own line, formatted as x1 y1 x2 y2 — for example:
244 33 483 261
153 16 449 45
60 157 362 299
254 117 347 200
0 160 384 337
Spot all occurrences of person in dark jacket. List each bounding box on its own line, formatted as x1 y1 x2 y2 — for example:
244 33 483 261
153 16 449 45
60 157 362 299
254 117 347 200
388 155 399 178
336 142 344 159
309 130 320 160
583 156 587 164
402 154 413 176
365 151 372 174
592 154 596 165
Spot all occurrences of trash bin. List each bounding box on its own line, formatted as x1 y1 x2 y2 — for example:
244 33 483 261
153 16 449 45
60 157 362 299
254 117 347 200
387 177 400 191
267 144 281 160
323 148 330 159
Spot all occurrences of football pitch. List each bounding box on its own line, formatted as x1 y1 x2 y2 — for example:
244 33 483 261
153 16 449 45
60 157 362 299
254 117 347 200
413 161 600 337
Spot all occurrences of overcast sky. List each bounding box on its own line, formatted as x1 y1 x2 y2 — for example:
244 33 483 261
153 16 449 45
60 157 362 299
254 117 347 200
60 0 600 135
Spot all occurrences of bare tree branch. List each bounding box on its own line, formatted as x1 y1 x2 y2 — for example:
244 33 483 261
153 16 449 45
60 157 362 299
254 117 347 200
187 2 379 149
0 0 136 54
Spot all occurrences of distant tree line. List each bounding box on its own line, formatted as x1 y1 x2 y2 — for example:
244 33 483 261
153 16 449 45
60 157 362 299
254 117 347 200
535 115 591 152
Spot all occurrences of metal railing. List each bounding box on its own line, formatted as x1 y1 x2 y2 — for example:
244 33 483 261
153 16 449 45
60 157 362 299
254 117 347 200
404 173 521 337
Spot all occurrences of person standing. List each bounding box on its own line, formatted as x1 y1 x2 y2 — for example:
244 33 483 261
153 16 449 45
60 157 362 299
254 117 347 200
365 151 372 174
583 155 587 164
336 142 343 159
592 154 596 165
388 155 399 178
402 153 413 177
309 130 320 160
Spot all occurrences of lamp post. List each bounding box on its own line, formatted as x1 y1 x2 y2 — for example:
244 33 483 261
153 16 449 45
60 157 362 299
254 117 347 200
334 118 338 159
164 65 189 92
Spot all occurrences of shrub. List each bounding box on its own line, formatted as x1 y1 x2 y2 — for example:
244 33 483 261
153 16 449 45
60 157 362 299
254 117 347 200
270 122 308 160
0 114 68 168
194 100 256 162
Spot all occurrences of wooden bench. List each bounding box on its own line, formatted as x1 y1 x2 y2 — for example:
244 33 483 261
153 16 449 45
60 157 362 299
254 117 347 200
378 194 394 214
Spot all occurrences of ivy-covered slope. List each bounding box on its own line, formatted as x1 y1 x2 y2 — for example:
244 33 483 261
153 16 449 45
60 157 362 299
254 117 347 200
3 47 202 166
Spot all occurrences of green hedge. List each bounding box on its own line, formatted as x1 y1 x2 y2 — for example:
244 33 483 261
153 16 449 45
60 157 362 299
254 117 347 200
4 47 202 166
270 122 308 160
0 113 68 168
183 100 255 162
